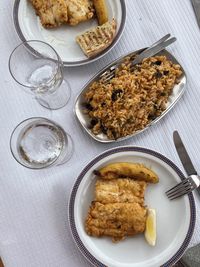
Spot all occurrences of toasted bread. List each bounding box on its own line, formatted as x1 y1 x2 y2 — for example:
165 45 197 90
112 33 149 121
76 18 117 58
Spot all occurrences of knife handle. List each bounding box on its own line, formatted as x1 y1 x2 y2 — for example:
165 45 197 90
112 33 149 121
196 184 200 195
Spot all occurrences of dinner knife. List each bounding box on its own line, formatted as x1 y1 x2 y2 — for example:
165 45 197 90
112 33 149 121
191 0 200 28
131 37 176 66
173 130 200 195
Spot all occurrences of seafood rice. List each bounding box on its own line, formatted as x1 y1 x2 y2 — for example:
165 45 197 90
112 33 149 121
84 55 182 140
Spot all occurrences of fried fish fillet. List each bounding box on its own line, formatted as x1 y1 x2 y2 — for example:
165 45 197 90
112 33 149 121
95 178 147 205
85 202 147 241
30 0 68 28
67 0 95 25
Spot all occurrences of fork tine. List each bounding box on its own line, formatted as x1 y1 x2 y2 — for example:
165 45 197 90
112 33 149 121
168 187 194 200
100 72 114 83
166 175 200 200
166 180 192 196
100 66 116 82
166 183 193 198
101 76 113 84
165 179 190 194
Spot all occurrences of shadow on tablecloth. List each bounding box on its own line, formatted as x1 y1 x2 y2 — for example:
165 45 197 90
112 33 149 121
174 244 200 267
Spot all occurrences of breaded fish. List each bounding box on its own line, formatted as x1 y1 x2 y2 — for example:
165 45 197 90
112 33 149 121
30 0 68 28
85 202 147 241
95 178 147 205
67 0 95 25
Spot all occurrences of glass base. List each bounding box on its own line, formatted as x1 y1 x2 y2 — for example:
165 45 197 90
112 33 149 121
36 78 71 110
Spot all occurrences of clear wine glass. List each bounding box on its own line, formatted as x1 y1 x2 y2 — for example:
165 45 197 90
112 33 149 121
8 40 71 110
10 117 73 169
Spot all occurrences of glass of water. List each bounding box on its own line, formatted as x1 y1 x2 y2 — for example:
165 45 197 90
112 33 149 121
10 117 73 169
8 40 71 110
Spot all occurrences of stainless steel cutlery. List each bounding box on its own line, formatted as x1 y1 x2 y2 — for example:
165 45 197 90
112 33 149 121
191 0 200 28
100 34 176 83
166 131 200 200
166 174 200 200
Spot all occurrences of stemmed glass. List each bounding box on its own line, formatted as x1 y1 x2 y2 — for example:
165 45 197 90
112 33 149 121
10 117 73 169
8 40 71 110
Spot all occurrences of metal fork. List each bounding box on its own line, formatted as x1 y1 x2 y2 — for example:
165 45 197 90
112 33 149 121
100 34 176 83
165 174 200 200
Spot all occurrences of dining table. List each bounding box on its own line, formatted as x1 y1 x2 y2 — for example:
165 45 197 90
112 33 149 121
1 0 200 266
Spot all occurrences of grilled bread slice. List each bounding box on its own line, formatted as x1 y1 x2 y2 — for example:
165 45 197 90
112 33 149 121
76 18 117 58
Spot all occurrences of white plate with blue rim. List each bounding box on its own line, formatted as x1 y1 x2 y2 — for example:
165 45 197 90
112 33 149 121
13 0 126 66
69 146 195 267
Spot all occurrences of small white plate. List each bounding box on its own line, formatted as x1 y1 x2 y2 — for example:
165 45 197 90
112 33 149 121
13 0 126 66
69 146 196 267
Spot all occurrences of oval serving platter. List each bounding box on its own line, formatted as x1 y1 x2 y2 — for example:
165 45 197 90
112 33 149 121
13 0 126 67
75 48 187 142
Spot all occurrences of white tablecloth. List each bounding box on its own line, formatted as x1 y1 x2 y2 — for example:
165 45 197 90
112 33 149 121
1 0 200 266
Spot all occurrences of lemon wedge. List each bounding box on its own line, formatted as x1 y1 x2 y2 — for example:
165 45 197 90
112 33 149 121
145 208 156 246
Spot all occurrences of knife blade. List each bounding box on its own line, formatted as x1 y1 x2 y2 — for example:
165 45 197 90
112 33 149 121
173 130 200 196
191 0 200 29
173 131 197 176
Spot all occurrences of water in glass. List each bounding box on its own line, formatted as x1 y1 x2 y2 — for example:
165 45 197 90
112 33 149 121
17 122 66 168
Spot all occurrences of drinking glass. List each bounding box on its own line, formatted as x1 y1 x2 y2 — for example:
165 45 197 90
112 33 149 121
10 117 73 169
9 40 71 110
